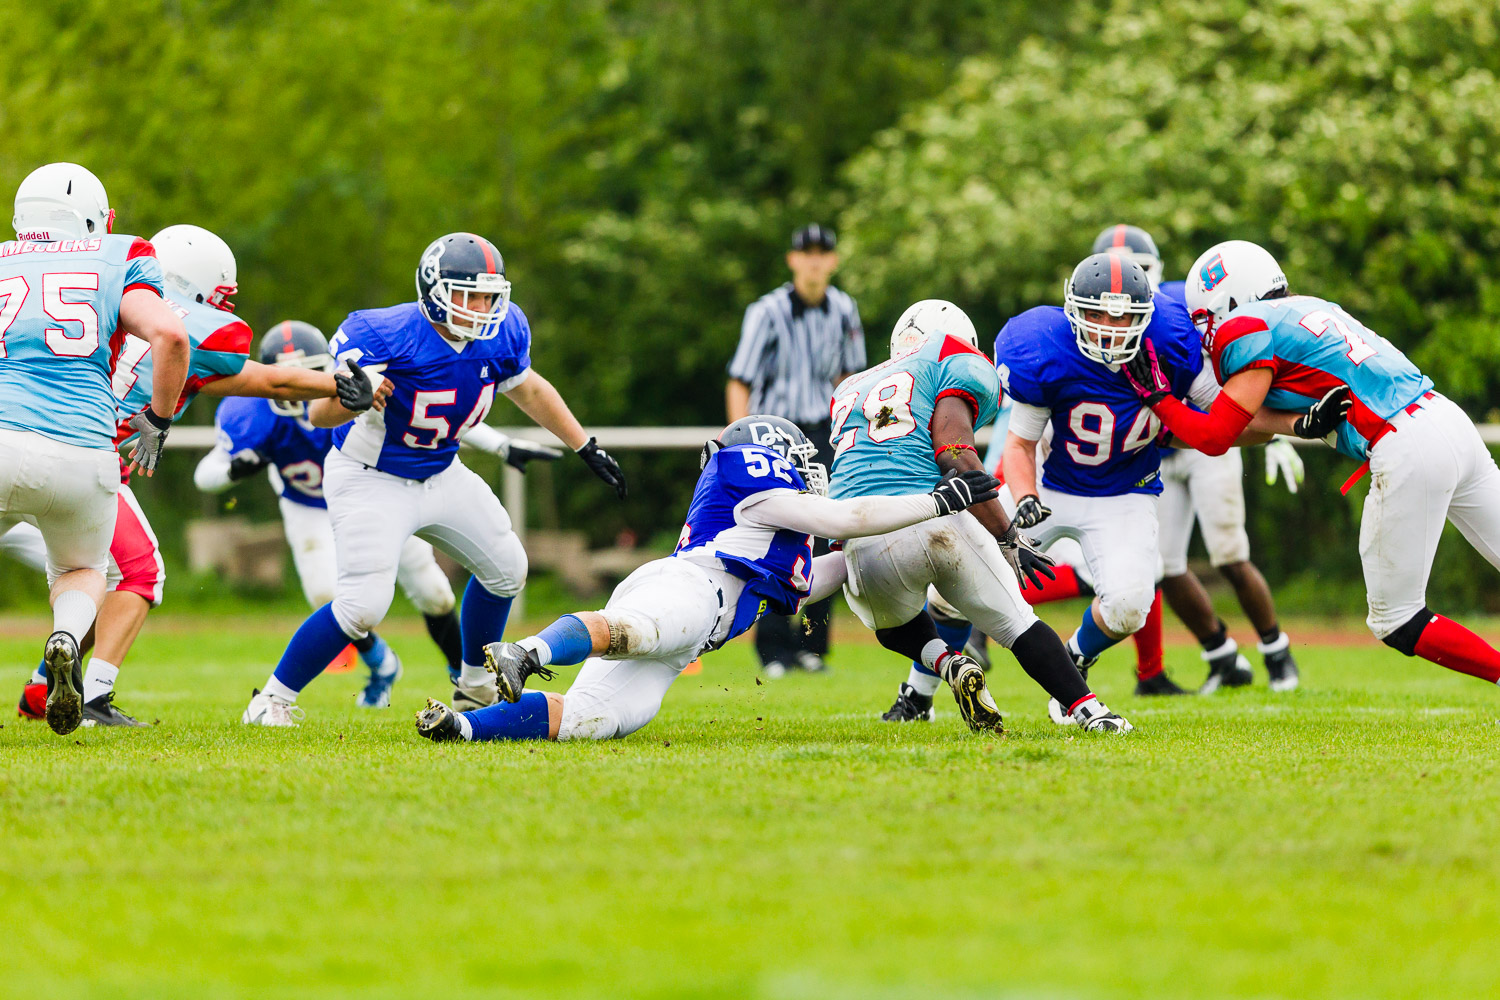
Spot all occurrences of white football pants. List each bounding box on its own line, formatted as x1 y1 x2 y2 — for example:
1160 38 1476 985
1158 448 1251 576
1361 394 1500 637
324 449 524 638
0 486 165 604
0 428 119 583
1029 486 1160 636
558 556 736 741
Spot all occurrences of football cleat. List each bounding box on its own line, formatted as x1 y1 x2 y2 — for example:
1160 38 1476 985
761 660 787 680
881 682 935 722
17 682 45 720
81 693 147 727
940 653 1003 734
1200 650 1255 694
415 698 464 742
1073 699 1135 733
1047 650 1095 725
1134 671 1190 696
356 646 403 709
43 631 84 736
484 641 555 704
1264 647 1300 692
241 688 304 727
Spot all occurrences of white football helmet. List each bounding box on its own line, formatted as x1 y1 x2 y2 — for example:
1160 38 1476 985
1183 240 1287 349
151 225 238 312
12 162 113 242
889 299 980 359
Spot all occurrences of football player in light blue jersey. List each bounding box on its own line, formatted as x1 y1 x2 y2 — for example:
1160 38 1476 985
0 162 190 735
833 300 1133 733
414 416 1000 743
1130 239 1500 689
246 233 628 726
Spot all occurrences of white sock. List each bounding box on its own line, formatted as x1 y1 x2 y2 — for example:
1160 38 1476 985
906 665 942 697
29 666 45 684
52 590 97 644
918 638 948 671
460 662 490 686
518 635 553 666
1202 635 1238 661
1257 632 1290 655
1066 632 1085 660
1069 695 1101 721
83 659 119 704
456 714 475 740
263 676 299 703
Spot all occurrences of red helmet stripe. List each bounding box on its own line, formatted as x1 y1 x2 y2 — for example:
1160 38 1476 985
463 233 497 274
1112 224 1128 247
281 321 294 349
1109 253 1122 293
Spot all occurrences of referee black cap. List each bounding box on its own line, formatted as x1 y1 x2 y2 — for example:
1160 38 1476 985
791 223 837 252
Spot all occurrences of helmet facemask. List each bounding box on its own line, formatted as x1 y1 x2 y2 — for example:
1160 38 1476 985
786 437 829 496
424 273 511 341
1064 282 1154 365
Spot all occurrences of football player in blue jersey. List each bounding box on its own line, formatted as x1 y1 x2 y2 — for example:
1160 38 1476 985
1128 239 1500 689
245 232 627 726
415 415 1001 742
0 162 190 734
1096 224 1301 692
999 253 1229 724
196 320 561 707
833 299 1132 733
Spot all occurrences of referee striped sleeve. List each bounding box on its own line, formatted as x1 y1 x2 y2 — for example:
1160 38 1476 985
727 298 773 383
838 290 866 373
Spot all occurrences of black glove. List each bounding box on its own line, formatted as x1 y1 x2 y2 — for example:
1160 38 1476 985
1012 493 1051 529
930 469 1001 516
577 437 627 498
1121 339 1172 406
228 451 269 481
1293 385 1352 440
126 409 173 475
999 523 1057 591
501 439 564 473
335 359 376 412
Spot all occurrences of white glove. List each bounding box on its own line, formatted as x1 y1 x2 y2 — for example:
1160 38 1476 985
1264 437 1304 494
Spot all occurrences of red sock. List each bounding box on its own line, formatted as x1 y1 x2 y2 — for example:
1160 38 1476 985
1412 614 1500 683
1133 589 1164 681
1021 564 1083 606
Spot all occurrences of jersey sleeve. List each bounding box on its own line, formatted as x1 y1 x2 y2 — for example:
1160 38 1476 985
993 321 1048 410
494 305 533 390
213 397 272 456
329 312 392 370
193 318 253 381
122 239 165 297
933 349 1001 429
1212 315 1276 382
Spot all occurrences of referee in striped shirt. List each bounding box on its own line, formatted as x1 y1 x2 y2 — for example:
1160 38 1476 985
726 223 866 678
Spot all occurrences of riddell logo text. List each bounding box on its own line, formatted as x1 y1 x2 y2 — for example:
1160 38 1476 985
15 231 51 241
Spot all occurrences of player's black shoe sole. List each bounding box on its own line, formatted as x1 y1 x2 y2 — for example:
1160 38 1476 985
43 631 83 736
81 693 148 727
415 698 464 742
484 641 556 704
881 682 935 722
1135 672 1190 696
942 654 1003 734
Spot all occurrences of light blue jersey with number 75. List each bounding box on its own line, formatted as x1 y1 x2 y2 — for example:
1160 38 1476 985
828 334 1000 500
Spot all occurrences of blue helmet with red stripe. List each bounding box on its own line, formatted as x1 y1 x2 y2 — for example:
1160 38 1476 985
259 320 332 416
1064 251 1155 365
415 232 512 341
1091 223 1162 290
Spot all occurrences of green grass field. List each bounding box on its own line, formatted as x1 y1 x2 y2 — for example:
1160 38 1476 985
2 610 1498 1000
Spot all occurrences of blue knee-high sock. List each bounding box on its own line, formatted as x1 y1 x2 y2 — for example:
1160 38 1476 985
354 632 390 668
910 610 972 678
273 604 357 693
1072 605 1119 660
463 691 551 741
535 615 594 667
460 577 514 667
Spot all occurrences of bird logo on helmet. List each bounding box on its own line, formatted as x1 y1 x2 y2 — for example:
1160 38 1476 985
701 415 829 495
260 321 334 417
889 299 980 360
415 233 512 341
1063 252 1155 365
1091 223 1163 290
1184 240 1288 350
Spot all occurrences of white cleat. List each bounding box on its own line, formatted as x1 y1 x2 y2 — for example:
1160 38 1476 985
1047 697 1078 726
241 688 304 727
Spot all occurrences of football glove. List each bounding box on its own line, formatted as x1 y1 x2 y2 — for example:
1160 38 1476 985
577 436 627 498
228 450 269 482
1293 385 1352 440
1012 493 1052 529
1263 437 1304 494
335 359 376 412
126 409 173 476
1121 339 1172 406
998 523 1056 591
500 438 564 473
930 469 1001 516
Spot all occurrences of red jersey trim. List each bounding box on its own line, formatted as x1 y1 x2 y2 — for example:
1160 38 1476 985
122 281 161 297
1209 314 1270 377
126 238 156 260
934 387 980 422
198 319 253 356
937 335 988 361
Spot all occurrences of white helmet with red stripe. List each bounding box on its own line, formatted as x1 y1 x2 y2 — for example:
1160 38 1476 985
12 162 114 242
1183 240 1287 351
416 233 512 341
151 224 238 312
1064 252 1155 365
889 299 979 359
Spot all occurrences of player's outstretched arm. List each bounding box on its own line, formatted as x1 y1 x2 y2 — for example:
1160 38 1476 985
305 361 389 427
504 372 627 498
1123 349 1275 456
738 469 1000 539
458 424 564 471
118 288 191 476
202 360 391 408
194 447 267 493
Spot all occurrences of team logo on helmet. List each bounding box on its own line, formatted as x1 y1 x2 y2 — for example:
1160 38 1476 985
419 242 444 285
1200 253 1227 291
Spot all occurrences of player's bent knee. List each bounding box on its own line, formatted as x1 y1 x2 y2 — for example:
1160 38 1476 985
331 594 391 640
1376 605 1433 655
601 610 662 658
1099 586 1154 636
557 695 621 741
477 535 528 598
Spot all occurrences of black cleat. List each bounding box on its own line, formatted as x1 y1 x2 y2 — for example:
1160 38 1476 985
81 692 148 727
415 698 465 742
1200 649 1254 693
1264 647 1300 692
1135 672 1190 696
43 631 84 736
881 683 935 722
484 641 556 704
940 654 1004 734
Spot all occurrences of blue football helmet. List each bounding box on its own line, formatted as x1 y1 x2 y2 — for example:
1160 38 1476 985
702 415 828 495
416 233 512 341
260 320 332 417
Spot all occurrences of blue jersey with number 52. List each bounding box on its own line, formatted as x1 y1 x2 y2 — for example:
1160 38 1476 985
996 296 1204 497
214 396 335 509
828 334 1000 501
329 301 531 479
674 443 813 640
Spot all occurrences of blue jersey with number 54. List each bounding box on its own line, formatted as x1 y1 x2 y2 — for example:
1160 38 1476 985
330 301 531 479
996 296 1204 497
828 334 1000 501
674 443 813 640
